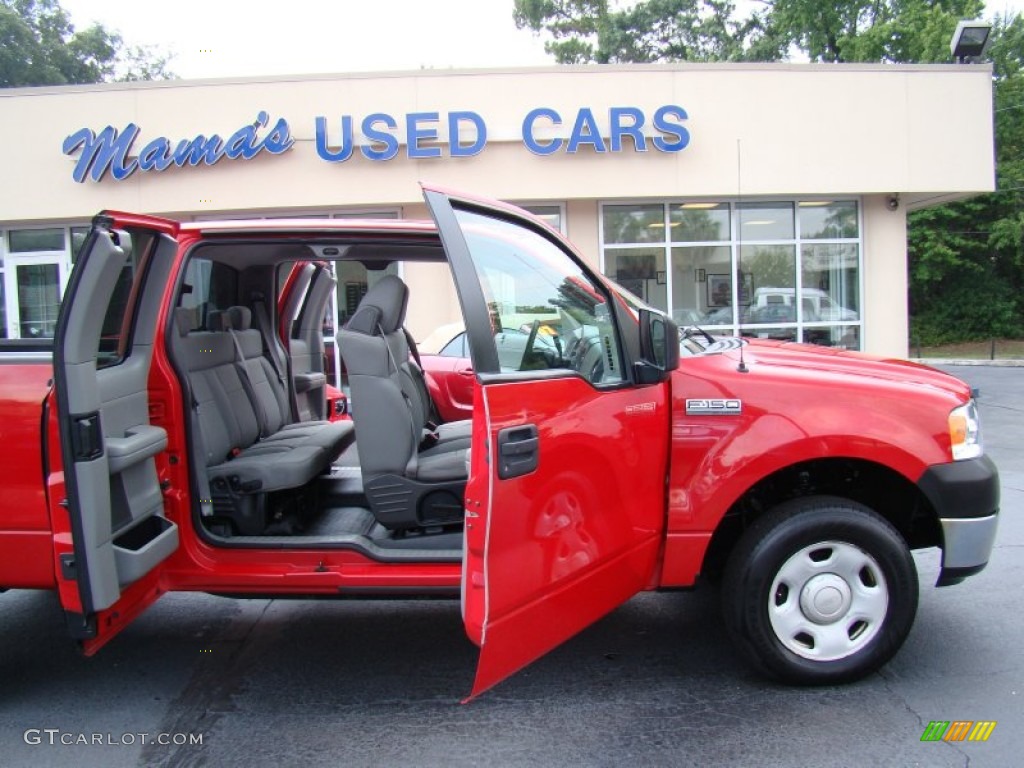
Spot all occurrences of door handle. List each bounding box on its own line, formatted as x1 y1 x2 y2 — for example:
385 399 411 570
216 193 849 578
497 424 539 479
458 367 475 377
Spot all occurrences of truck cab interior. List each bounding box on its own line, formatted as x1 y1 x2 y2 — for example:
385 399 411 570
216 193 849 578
167 233 471 559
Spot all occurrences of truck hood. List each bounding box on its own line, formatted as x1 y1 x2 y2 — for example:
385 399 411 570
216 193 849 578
724 339 971 401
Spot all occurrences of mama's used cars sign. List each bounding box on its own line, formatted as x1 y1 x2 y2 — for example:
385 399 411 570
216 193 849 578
62 105 690 183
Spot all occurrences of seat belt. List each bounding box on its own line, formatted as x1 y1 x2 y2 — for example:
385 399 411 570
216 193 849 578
188 393 216 518
228 327 270 439
404 326 442 428
251 295 297 422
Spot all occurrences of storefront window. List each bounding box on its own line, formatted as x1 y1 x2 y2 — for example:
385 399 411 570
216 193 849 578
520 204 564 233
799 201 858 239
603 204 665 244
739 202 794 241
0 272 6 340
739 244 796 328
671 203 730 242
802 244 860 321
741 326 798 343
601 199 862 349
803 325 860 350
2 225 82 340
671 245 731 326
70 227 90 262
8 228 64 253
603 247 666 308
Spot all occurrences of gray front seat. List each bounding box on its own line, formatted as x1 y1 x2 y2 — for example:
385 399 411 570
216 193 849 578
338 275 467 529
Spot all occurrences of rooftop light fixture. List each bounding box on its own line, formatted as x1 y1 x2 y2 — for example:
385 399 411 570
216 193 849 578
950 20 992 63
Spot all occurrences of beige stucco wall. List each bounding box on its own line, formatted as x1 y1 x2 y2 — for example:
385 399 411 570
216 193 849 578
0 64 995 357
0 63 994 222
861 195 910 358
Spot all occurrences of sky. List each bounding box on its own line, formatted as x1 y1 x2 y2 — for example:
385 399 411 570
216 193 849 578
59 0 1024 81
59 0 552 79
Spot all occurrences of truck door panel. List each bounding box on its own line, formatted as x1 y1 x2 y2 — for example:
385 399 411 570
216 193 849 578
425 187 670 698
52 218 181 644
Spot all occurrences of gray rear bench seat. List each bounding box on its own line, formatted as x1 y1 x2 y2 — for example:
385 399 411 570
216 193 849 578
173 307 353 534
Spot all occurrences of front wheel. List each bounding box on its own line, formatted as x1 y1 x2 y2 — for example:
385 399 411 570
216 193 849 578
722 497 918 684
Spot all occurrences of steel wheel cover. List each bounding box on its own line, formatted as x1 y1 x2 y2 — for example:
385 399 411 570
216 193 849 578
768 540 889 662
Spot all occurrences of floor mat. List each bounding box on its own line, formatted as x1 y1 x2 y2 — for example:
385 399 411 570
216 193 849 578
303 506 376 537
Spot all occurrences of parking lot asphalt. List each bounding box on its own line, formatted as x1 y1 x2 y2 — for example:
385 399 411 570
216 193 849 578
0 364 1020 768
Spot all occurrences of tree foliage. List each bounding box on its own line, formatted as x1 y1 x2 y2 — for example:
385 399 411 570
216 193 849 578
0 0 173 87
515 0 1024 345
769 0 984 63
909 12 1024 344
513 1 782 63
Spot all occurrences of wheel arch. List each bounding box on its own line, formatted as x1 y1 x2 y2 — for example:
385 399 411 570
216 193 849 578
700 457 941 581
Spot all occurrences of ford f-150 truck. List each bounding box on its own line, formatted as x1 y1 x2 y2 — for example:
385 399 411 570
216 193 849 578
0 187 999 698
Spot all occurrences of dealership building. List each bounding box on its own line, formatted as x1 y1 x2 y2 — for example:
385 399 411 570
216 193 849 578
0 63 994 379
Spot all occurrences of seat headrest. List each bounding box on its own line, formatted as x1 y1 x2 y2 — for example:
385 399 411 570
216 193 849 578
227 306 252 331
346 275 408 335
174 307 194 337
207 310 228 332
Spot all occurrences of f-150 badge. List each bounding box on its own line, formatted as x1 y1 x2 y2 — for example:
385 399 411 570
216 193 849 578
686 399 742 415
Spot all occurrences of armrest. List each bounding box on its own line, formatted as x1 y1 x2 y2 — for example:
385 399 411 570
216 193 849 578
106 424 168 474
293 372 327 393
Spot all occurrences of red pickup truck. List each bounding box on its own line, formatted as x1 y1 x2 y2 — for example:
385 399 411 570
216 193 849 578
0 187 999 698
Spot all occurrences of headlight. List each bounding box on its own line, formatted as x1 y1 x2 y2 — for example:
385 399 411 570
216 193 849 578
949 400 983 460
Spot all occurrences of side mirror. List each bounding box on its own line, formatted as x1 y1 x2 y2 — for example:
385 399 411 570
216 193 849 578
635 309 679 384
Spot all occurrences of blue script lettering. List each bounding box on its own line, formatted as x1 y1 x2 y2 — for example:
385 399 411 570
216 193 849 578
63 112 294 183
63 124 140 182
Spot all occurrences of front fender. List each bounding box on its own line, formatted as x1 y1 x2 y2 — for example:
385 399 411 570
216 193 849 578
668 358 956 535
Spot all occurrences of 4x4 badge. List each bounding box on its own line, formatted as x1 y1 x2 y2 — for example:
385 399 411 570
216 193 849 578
686 398 742 415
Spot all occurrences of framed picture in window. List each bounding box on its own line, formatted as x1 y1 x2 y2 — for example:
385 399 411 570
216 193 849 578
707 274 731 307
708 272 754 307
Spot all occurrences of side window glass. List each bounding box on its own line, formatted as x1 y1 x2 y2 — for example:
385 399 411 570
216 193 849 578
440 332 467 358
177 256 239 331
96 229 155 370
454 207 623 385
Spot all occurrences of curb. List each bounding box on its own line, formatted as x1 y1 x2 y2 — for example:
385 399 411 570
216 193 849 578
910 358 1024 367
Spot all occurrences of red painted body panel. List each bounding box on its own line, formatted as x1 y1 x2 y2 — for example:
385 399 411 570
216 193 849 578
656 340 970 585
464 376 669 697
0 361 57 588
420 354 474 422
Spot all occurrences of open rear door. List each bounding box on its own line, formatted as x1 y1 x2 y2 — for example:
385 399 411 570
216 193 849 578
424 187 671 698
50 213 182 652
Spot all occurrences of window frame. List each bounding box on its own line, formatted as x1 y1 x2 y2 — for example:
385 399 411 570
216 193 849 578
599 197 864 350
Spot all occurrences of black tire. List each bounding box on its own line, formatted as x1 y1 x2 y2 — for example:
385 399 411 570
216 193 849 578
721 496 918 685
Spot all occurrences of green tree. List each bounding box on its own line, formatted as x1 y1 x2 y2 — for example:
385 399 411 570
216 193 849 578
908 13 1024 345
0 0 173 87
513 0 783 64
769 0 984 63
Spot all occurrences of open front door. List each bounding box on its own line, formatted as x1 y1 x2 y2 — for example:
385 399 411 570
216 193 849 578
424 187 671 698
51 213 181 652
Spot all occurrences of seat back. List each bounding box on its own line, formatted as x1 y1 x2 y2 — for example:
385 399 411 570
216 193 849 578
223 305 293 435
337 276 419 478
172 308 261 467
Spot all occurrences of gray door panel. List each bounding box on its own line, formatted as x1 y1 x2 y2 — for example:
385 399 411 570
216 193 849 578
56 227 178 615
